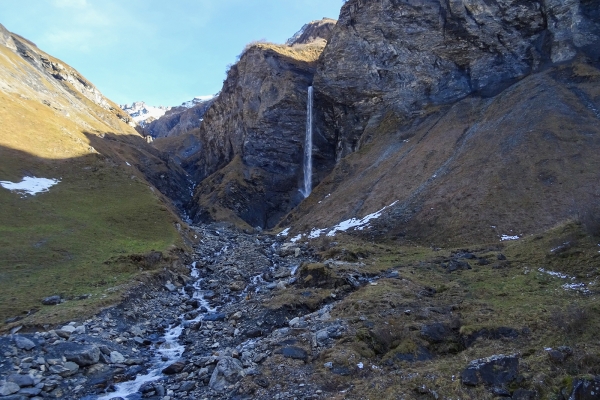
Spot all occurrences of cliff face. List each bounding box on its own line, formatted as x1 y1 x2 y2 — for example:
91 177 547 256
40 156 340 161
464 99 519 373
286 18 337 46
156 37 336 229
276 0 600 244
145 98 214 139
314 0 600 160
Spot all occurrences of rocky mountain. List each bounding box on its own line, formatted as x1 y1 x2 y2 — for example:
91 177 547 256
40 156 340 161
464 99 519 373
143 95 215 139
286 17 337 46
120 101 170 127
156 35 336 229
0 23 191 329
281 0 600 245
158 0 600 245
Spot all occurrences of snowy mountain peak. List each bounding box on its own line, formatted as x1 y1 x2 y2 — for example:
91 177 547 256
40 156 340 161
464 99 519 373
180 95 215 109
120 101 170 127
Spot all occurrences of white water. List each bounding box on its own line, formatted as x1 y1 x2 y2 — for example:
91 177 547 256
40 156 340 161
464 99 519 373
100 263 215 399
302 86 313 198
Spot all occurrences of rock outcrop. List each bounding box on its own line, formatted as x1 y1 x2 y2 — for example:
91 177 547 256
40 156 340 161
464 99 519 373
279 0 600 245
314 0 600 161
159 38 335 229
286 18 337 46
145 97 214 139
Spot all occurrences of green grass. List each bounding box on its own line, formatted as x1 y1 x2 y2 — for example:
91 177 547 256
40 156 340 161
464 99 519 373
288 222 600 398
0 156 181 329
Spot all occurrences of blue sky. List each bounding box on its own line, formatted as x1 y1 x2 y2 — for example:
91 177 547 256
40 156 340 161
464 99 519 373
0 0 342 106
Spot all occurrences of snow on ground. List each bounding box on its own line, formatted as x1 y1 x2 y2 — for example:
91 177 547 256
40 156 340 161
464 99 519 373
277 228 290 237
537 268 594 294
180 95 215 108
284 201 398 243
500 234 520 241
0 176 60 196
120 102 170 126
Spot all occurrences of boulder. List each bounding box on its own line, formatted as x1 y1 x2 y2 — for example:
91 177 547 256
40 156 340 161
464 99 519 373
209 357 245 391
162 361 185 375
41 295 61 305
7 374 34 387
0 382 20 396
13 336 35 351
281 346 308 361
109 351 125 364
64 345 100 366
461 354 519 386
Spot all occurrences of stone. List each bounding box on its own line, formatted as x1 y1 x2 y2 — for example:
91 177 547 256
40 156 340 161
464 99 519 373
162 361 185 375
110 351 125 364
64 345 100 366
0 382 20 396
209 357 245 391
281 346 308 361
420 323 452 343
203 312 227 321
41 295 61 305
461 354 519 386
566 377 600 400
55 329 71 339
511 389 538 400
14 336 35 351
17 387 41 396
178 381 195 392
49 362 79 377
7 374 34 387
165 282 177 292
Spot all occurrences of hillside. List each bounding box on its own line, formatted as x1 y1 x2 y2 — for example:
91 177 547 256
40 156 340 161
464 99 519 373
0 23 191 329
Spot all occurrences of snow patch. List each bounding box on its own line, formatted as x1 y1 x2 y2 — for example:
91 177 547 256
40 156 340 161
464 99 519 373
277 228 290 237
290 234 303 243
326 201 398 237
180 95 215 108
0 176 60 196
121 101 170 126
500 234 520 241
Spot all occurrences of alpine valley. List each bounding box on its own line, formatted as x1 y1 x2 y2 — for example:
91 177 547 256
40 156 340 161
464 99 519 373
0 1 600 399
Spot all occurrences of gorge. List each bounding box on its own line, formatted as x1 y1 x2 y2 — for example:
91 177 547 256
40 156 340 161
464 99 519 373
1 0 600 399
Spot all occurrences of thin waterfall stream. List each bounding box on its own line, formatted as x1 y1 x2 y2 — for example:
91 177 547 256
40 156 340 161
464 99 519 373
302 86 313 198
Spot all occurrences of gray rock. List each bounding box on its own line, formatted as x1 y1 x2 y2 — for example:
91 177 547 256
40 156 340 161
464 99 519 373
461 354 519 386
49 362 79 377
17 387 41 396
162 361 185 375
64 345 100 366
41 295 61 305
165 282 177 292
110 351 125 364
14 336 35 351
7 374 34 387
281 346 308 361
209 357 245 391
0 382 20 396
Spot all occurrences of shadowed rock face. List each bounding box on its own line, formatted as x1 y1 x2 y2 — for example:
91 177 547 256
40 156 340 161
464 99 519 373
175 43 335 229
144 99 215 139
314 0 600 161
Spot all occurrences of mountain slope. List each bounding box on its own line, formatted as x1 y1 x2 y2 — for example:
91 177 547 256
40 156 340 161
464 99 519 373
0 23 190 329
277 0 600 245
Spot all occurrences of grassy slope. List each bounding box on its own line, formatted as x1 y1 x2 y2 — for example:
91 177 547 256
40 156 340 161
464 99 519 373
284 63 600 246
0 42 183 329
269 222 600 398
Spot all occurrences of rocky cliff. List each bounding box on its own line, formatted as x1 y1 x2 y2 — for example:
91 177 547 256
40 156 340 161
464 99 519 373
275 0 600 245
145 97 214 139
158 22 338 229
286 17 337 46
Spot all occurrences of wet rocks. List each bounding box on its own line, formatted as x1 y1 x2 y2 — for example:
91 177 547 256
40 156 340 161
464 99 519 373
162 361 185 375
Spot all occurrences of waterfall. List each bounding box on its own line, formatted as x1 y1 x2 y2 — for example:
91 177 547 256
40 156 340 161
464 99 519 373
302 86 313 198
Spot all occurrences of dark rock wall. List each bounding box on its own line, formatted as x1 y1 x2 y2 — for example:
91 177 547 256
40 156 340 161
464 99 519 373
314 0 600 161
145 100 215 139
182 44 333 228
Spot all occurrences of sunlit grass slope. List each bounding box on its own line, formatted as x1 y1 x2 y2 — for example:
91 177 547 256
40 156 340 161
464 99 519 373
0 30 183 329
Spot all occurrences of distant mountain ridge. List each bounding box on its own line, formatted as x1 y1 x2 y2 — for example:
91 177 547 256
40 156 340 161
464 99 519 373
121 95 215 136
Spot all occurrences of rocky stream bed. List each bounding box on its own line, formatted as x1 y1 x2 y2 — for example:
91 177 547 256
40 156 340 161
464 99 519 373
1 224 599 400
